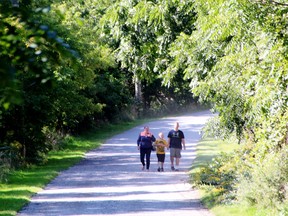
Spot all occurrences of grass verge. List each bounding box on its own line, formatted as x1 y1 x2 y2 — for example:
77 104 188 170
0 119 148 216
190 137 258 216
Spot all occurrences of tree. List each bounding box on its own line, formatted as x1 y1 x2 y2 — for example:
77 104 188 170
163 0 288 211
99 0 197 115
0 1 79 162
38 0 134 123
166 0 288 143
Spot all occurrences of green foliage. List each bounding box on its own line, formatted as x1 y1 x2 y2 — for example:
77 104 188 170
166 0 288 144
0 1 80 164
193 152 237 204
168 1 288 211
40 0 135 126
237 147 288 213
0 4 72 109
0 119 146 215
0 164 10 182
194 137 288 214
1 0 288 213
190 137 260 215
94 72 132 120
202 116 235 140
0 0 136 165
100 0 197 111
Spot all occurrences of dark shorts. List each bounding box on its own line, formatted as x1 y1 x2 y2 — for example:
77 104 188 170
170 148 181 158
157 154 165 162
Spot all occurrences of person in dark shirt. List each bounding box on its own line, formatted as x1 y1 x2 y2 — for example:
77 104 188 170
137 126 156 171
167 122 186 171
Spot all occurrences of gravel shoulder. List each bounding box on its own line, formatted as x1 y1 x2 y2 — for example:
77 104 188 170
18 110 215 216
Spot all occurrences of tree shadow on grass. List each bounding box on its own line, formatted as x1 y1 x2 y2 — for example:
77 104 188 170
0 190 31 214
1 154 85 215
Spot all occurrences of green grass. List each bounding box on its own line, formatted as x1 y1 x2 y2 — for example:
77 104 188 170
0 105 205 216
0 119 148 216
190 138 238 174
190 138 261 216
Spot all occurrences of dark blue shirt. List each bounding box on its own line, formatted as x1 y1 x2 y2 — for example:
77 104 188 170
167 130 185 149
137 132 156 149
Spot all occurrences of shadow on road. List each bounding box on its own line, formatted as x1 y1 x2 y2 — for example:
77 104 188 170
18 110 215 216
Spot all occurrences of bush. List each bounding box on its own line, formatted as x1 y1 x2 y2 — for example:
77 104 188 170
0 163 10 183
236 147 288 214
0 147 12 182
192 152 238 203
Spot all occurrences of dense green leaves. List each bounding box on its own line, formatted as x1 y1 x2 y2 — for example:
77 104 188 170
1 0 288 212
174 0 288 212
166 0 288 144
0 2 81 162
0 0 132 164
99 0 197 111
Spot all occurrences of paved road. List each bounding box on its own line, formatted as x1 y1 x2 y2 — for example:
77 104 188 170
18 110 215 216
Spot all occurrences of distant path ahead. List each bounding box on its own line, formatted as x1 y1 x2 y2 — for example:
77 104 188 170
18 110 215 216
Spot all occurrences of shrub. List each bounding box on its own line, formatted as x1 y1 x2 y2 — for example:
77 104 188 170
192 152 238 203
0 147 12 182
0 163 10 183
236 147 288 214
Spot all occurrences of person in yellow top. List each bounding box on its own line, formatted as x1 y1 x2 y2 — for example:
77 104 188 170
154 132 169 172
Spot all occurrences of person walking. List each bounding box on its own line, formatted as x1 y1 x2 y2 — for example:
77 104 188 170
137 126 156 171
167 122 186 171
154 132 169 172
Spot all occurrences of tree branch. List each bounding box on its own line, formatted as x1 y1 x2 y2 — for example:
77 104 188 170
260 0 288 6
270 0 288 6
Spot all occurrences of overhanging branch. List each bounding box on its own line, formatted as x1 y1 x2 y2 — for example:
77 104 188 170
271 0 288 6
257 0 288 6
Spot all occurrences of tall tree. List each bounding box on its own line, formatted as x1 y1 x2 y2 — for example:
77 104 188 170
166 0 288 142
100 0 197 114
0 1 80 162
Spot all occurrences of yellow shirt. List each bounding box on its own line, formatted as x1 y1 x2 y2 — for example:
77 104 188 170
154 138 168 154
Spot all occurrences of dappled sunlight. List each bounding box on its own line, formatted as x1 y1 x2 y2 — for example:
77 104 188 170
36 183 191 200
101 143 134 146
18 111 214 216
87 152 139 157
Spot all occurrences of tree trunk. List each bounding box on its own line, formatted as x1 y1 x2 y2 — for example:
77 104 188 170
134 74 142 117
134 74 142 102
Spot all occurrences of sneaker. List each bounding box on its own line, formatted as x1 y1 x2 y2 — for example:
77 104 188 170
161 168 164 172
157 168 161 172
171 166 175 171
174 168 179 171
142 166 145 171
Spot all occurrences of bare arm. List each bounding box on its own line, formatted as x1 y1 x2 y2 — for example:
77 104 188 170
182 138 186 150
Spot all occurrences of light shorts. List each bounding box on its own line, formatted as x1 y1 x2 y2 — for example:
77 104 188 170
170 148 181 158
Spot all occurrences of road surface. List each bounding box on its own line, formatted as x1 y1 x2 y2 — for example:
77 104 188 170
18 110 215 216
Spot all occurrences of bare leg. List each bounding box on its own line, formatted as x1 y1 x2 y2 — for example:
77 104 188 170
174 157 181 171
170 156 174 167
176 158 180 166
